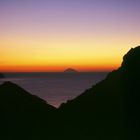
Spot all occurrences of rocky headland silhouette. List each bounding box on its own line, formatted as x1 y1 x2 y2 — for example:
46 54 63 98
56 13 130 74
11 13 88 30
0 46 140 139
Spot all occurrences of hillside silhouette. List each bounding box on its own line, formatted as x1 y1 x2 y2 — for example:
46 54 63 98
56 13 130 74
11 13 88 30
0 46 140 139
0 82 57 140
59 46 140 139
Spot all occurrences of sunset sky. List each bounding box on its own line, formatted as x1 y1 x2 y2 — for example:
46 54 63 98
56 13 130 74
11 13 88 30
0 0 140 72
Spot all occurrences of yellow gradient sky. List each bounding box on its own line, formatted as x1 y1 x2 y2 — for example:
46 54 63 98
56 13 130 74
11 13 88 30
0 0 140 72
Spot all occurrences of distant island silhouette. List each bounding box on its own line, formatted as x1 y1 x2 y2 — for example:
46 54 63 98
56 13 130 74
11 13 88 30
64 68 78 73
1 46 140 139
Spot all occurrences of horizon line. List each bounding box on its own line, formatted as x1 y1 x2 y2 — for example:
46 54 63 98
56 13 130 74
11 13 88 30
2 70 111 73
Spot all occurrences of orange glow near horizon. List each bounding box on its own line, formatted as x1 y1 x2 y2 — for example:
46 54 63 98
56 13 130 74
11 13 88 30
1 1 140 72
0 36 139 72
0 62 120 72
0 64 119 72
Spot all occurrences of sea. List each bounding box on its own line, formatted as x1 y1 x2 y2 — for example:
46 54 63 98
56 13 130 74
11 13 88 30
0 72 108 107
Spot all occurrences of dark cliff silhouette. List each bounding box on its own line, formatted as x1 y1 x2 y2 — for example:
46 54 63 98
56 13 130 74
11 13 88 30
0 81 57 140
59 46 140 139
0 73 5 78
0 46 140 139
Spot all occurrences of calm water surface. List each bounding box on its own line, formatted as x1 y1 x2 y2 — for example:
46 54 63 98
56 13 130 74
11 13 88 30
0 72 108 107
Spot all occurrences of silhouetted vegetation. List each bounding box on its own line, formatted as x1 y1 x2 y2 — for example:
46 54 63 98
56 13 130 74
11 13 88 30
0 46 140 139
